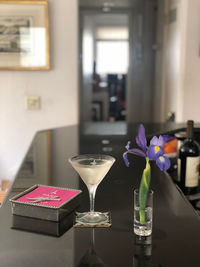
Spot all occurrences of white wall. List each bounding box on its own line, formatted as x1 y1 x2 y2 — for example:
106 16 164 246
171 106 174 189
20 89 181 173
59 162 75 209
157 0 200 123
0 0 79 182
164 0 182 121
153 0 165 122
181 0 200 121
157 0 188 122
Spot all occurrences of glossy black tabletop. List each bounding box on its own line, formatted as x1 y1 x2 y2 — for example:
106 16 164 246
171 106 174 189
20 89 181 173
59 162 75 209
1 122 200 267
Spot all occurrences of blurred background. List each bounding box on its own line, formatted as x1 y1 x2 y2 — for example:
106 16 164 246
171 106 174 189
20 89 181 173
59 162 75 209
0 0 199 195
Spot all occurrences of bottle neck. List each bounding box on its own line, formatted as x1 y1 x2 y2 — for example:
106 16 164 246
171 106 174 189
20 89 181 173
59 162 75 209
186 120 194 139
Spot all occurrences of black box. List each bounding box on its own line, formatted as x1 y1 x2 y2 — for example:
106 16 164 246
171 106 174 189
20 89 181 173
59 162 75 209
10 184 82 222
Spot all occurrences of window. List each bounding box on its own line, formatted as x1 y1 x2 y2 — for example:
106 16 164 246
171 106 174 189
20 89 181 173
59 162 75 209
95 26 129 74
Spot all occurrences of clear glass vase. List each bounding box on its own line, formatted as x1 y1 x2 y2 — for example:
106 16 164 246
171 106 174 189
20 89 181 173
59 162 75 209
134 189 153 236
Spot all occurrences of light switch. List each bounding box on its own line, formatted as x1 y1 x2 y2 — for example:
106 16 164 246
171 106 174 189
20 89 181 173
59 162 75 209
26 96 40 110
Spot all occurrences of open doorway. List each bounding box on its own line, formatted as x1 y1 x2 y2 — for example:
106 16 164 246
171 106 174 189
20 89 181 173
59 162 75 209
79 12 129 122
79 0 157 124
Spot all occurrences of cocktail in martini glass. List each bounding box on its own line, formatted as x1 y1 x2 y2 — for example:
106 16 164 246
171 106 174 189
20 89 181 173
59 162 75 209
69 154 115 225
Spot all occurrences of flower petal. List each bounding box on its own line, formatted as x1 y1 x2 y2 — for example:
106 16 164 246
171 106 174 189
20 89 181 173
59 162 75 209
136 124 147 153
123 151 130 167
123 148 146 167
156 155 171 171
150 135 175 147
128 148 146 157
162 135 175 143
147 145 164 160
158 136 165 146
125 141 131 150
150 135 164 147
150 136 159 146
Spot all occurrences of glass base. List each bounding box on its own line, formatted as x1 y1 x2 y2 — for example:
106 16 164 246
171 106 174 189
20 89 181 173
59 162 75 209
134 225 152 236
134 206 152 237
76 211 108 225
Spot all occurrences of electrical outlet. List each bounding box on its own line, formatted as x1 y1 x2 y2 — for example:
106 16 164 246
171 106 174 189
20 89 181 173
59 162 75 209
26 96 41 110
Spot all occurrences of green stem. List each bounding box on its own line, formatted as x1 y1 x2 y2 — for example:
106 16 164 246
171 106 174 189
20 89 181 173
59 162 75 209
139 209 146 224
139 157 151 224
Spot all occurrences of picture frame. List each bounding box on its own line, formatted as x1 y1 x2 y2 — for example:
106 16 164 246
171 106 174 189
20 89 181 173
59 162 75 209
0 0 50 70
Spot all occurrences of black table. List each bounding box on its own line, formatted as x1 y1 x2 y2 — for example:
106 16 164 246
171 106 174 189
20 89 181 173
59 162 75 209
1 123 200 267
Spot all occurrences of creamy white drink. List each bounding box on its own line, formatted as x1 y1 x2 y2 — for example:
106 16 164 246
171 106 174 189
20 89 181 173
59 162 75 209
71 158 113 190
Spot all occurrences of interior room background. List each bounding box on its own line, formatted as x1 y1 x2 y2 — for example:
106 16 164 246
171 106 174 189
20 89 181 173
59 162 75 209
0 0 200 185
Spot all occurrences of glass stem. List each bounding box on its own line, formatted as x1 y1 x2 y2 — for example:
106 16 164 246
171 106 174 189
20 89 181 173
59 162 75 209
89 186 97 213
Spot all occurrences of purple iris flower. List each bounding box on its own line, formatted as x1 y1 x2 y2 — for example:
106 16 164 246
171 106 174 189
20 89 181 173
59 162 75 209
135 124 147 154
123 125 147 167
147 136 165 160
123 124 172 171
156 155 170 171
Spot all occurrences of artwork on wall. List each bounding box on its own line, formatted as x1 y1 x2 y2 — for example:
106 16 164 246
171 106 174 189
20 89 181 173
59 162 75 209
0 17 32 53
0 0 50 70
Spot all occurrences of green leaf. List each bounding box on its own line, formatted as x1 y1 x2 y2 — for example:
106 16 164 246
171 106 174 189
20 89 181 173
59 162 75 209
139 157 151 224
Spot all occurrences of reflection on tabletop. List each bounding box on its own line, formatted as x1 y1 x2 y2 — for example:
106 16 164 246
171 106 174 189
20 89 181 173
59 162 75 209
133 236 152 267
11 211 74 237
76 228 106 267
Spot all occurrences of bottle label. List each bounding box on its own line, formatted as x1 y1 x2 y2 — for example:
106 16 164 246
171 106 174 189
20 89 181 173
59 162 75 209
185 157 200 187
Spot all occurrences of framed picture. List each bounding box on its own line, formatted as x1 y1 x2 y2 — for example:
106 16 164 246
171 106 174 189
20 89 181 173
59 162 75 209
0 0 50 70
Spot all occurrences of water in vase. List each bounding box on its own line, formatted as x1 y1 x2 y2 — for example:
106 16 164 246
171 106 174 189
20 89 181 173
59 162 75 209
134 206 152 236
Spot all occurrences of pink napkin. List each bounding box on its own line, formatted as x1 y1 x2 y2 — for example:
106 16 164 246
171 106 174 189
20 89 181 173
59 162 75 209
17 186 80 207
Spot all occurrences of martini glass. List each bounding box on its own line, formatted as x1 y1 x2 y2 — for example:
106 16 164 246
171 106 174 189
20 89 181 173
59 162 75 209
69 154 115 225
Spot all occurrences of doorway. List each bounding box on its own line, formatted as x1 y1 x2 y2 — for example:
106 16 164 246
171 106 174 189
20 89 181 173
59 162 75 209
79 0 157 124
80 11 129 123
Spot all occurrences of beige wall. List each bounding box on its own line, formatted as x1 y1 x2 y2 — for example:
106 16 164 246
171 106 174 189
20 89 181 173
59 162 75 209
157 0 200 122
164 0 189 122
182 0 200 121
156 0 186 122
0 0 79 182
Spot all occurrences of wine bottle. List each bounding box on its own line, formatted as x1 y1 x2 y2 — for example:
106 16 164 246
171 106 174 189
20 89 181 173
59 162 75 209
178 120 200 195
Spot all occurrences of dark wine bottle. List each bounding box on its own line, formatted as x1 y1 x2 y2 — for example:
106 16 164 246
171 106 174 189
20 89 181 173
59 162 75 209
178 120 200 195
